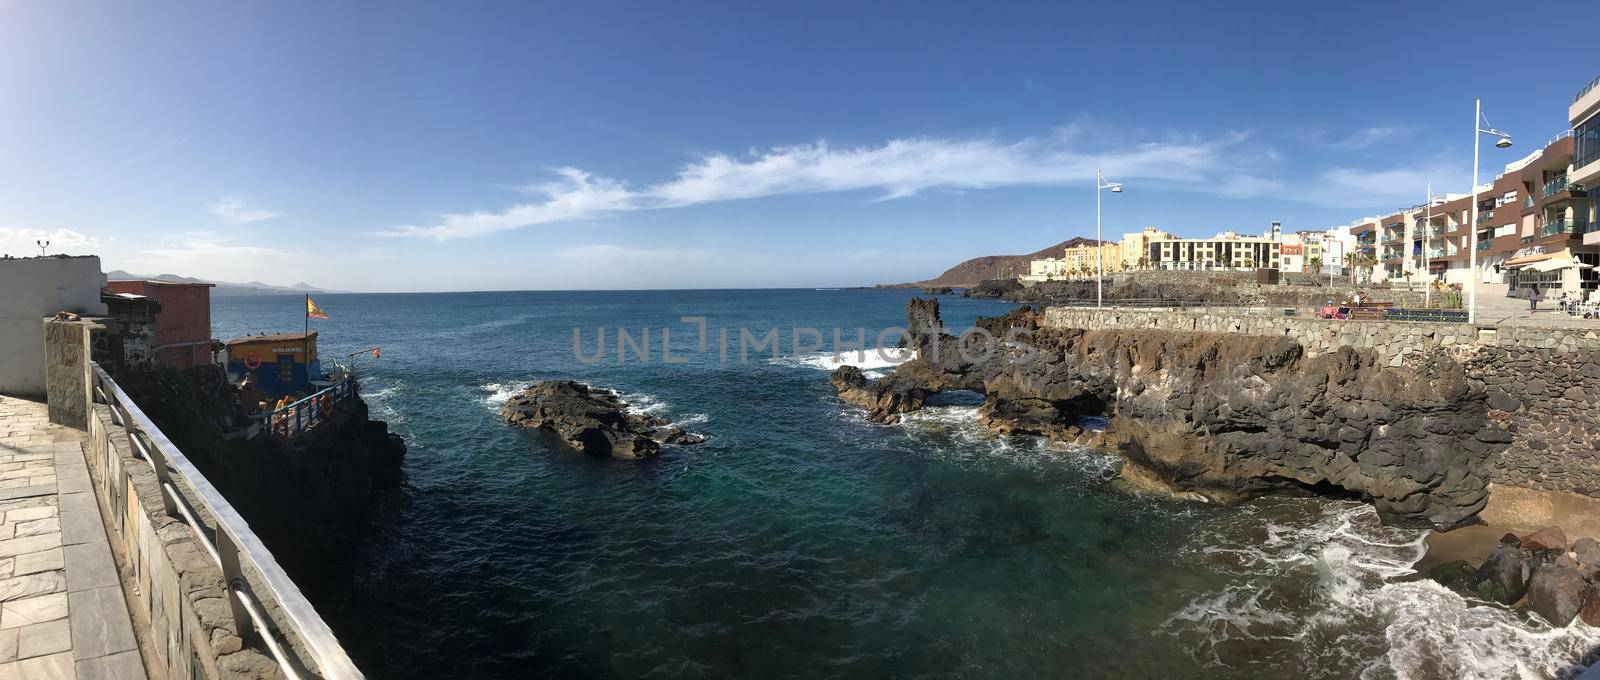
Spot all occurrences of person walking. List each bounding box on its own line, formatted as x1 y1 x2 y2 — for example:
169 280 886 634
1527 286 1540 312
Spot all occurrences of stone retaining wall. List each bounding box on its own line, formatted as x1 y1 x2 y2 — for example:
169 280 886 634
85 405 280 678
1041 307 1600 499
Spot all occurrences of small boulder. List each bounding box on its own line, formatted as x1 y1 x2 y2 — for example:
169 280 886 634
1520 526 1569 553
1472 542 1530 604
1527 562 1587 626
1580 584 1600 627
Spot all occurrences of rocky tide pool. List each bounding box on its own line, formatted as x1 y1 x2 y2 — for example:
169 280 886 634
212 289 1600 679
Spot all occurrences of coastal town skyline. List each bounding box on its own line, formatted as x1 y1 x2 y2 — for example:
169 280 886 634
3 1 1595 292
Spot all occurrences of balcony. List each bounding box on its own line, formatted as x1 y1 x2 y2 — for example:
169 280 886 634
1477 239 1493 252
1544 176 1570 197
1524 196 1536 209
1539 219 1588 238
1476 211 1495 225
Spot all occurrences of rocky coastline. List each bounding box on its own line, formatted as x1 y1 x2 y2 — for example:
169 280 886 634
1429 526 1600 628
501 380 704 458
830 297 1510 529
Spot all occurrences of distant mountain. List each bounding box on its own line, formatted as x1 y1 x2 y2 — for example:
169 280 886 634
105 270 352 297
884 237 1106 288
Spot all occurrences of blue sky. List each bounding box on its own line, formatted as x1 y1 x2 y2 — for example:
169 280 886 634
2 1 1596 291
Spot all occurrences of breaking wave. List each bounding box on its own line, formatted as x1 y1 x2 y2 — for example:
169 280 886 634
1162 501 1600 679
476 381 708 433
771 348 916 378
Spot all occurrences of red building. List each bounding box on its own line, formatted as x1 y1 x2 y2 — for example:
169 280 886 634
105 280 215 368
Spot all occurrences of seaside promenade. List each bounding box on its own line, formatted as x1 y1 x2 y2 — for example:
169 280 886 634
0 396 145 680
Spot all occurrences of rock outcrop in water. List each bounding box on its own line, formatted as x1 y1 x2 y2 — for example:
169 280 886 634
831 298 1510 529
501 380 703 458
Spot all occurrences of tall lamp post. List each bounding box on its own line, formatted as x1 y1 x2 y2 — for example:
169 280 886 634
1467 98 1513 324
1095 170 1123 309
1423 183 1432 308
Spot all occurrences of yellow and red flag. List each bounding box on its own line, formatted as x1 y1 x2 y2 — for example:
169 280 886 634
306 296 330 319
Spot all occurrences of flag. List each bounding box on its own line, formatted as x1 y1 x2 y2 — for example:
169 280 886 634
306 296 330 319
371 348 381 358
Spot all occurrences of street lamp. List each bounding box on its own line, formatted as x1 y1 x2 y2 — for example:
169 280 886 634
1467 98 1512 324
35 240 49 257
1095 170 1122 309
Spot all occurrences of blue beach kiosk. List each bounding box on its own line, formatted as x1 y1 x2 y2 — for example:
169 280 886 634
224 332 323 398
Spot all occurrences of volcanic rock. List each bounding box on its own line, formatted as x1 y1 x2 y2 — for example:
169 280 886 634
500 380 703 458
830 297 1506 529
1472 543 1530 604
1521 526 1569 553
1527 561 1588 626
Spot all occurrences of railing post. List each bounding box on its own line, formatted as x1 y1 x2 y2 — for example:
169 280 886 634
138 433 182 518
214 529 262 648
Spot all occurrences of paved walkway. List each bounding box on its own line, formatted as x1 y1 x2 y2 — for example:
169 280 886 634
0 396 145 680
1473 283 1600 329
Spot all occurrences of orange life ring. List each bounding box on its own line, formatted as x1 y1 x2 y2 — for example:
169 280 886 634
243 352 263 370
319 395 333 416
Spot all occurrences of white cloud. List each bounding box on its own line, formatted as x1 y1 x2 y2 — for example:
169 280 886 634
556 244 712 264
0 227 101 255
385 129 1257 241
121 233 299 277
209 196 282 223
1333 126 1408 151
1307 163 1468 209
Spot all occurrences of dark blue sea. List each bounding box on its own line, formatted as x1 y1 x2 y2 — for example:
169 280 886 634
212 289 1598 679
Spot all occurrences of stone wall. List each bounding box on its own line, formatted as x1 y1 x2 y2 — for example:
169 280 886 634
0 256 107 398
84 405 281 679
1041 307 1600 500
1467 343 1600 496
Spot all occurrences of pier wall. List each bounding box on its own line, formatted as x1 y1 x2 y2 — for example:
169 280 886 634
1041 307 1600 502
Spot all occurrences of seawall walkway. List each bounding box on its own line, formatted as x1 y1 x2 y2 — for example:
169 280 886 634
0 395 146 680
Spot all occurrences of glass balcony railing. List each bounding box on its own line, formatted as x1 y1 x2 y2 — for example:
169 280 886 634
1524 196 1536 209
1477 240 1492 252
1540 220 1588 237
1544 176 1570 197
1476 212 1494 225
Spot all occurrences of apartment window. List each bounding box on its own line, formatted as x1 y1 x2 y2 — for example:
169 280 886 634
1578 115 1600 170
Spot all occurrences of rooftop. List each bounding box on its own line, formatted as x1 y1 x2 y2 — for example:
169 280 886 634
224 332 317 346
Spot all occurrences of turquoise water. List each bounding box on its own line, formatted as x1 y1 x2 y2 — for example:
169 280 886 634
211 289 1600 679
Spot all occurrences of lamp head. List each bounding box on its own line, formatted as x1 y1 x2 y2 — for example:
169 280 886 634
1494 136 1512 149
1110 184 1123 193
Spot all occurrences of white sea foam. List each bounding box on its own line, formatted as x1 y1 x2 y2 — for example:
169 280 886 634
1163 501 1600 679
479 381 532 407
772 348 916 377
478 382 708 434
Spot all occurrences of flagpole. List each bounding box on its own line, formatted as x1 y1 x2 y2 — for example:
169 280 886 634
304 293 310 389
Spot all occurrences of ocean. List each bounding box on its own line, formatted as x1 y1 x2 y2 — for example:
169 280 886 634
212 289 1599 679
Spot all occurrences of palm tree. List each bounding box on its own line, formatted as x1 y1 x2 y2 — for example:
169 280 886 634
1308 255 1323 274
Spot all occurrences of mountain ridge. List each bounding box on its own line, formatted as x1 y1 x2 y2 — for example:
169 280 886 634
883 237 1105 288
106 270 353 297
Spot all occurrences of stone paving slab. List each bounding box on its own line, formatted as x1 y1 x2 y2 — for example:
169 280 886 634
0 397 146 680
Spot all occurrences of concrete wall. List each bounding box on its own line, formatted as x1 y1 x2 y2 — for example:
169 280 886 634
43 319 101 428
1041 307 1600 500
0 256 107 397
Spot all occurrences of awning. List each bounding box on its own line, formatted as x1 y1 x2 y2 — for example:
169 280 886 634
1504 252 1558 269
1506 248 1595 272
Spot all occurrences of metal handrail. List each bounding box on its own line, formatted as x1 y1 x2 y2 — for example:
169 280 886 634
259 376 355 439
90 363 363 680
